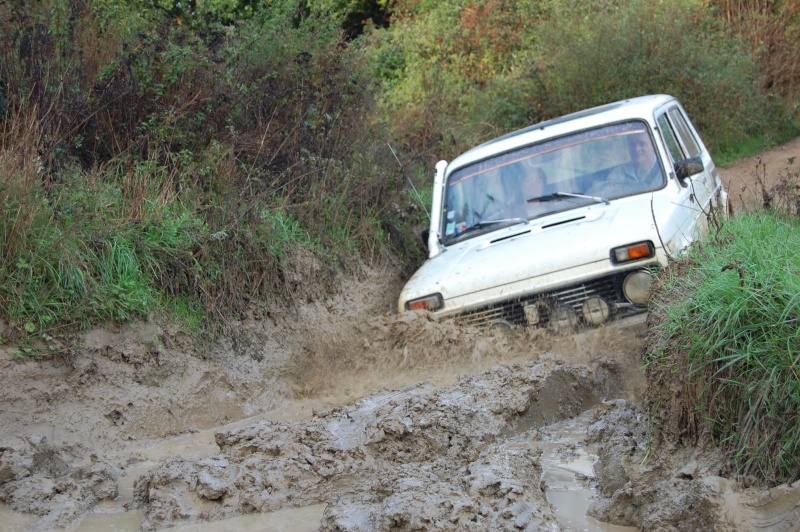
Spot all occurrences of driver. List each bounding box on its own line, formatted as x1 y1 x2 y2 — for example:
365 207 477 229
609 130 662 187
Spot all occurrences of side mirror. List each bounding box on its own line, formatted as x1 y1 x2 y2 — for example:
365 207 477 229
674 156 704 185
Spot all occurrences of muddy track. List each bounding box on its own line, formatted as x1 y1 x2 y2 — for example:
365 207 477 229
129 363 620 530
2 139 800 531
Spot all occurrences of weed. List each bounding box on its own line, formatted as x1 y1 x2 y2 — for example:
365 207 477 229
0 0 409 334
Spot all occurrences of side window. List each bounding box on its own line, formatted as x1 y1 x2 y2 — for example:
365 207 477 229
657 113 683 163
668 108 701 158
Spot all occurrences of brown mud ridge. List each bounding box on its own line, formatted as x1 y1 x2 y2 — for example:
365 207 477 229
2 143 800 531
130 362 613 530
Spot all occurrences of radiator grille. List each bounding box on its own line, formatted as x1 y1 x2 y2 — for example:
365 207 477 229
454 273 643 329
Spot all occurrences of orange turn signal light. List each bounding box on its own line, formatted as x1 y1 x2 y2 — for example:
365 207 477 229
612 241 655 263
406 294 444 311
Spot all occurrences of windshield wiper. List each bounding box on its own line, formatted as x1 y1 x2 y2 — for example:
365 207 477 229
528 191 610 205
456 217 527 237
474 217 527 228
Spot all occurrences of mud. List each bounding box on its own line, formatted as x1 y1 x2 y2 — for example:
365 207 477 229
1 143 800 531
129 362 622 531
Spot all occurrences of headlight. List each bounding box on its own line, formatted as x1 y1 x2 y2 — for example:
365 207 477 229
405 293 444 311
611 241 655 264
549 305 578 334
622 270 653 305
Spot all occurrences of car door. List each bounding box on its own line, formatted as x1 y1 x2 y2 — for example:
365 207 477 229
655 103 716 246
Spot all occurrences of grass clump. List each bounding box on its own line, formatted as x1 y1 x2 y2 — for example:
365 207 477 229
647 209 800 485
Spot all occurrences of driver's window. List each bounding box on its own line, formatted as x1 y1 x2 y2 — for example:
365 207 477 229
668 108 701 158
657 113 683 164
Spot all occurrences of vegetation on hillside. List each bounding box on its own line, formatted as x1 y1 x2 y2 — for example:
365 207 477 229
0 0 798 341
370 0 798 163
0 0 416 339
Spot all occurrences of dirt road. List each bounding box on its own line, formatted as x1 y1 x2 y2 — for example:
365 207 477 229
720 135 800 211
1 139 799 531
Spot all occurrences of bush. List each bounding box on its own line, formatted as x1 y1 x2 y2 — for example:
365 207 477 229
517 0 790 156
368 0 796 164
0 0 410 338
364 0 542 160
712 0 800 105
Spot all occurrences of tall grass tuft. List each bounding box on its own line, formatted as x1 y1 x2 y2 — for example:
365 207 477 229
647 206 800 485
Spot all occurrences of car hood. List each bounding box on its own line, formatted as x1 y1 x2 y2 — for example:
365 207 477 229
400 198 665 306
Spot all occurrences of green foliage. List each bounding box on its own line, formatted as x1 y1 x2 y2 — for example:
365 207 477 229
97 0 261 27
710 0 800 104
648 212 800 484
364 0 543 158
527 0 791 155
0 0 408 338
366 0 796 164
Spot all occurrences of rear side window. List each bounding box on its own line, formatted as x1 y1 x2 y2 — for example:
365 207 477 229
657 106 702 164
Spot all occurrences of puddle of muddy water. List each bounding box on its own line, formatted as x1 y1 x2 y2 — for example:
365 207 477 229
58 402 323 532
64 504 325 532
0 504 37 531
506 408 636 532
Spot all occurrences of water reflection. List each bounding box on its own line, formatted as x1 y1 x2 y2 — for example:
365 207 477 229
508 408 636 532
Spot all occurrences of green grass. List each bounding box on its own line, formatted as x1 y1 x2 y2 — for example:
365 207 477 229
648 212 800 484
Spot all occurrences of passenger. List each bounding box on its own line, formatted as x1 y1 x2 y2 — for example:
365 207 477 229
521 167 549 218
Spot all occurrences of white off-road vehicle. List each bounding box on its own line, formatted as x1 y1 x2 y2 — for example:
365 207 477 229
398 94 728 332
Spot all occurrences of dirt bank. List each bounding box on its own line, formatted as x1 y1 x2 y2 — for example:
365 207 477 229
1 141 799 531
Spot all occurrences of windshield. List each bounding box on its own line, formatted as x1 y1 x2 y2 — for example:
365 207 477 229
442 121 664 244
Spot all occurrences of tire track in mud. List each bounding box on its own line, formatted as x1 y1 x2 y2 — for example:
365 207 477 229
128 362 623 531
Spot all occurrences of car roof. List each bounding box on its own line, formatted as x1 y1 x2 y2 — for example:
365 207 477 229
447 94 675 173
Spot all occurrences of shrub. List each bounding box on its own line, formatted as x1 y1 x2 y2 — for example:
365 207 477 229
0 0 409 337
712 0 800 105
365 0 542 160
368 0 795 164
519 0 790 156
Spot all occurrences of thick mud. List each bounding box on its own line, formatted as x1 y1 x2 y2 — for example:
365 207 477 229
0 265 645 531
2 144 800 531
129 362 621 531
